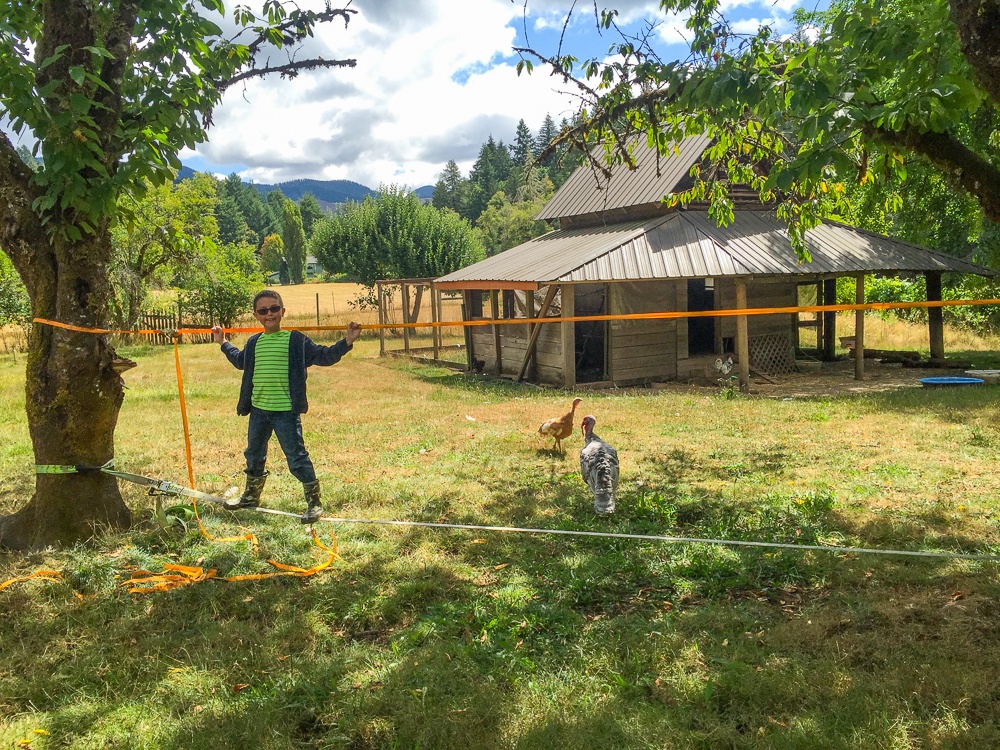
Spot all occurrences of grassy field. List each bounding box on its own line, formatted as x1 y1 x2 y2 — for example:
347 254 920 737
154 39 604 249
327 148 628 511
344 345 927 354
2 323 1000 749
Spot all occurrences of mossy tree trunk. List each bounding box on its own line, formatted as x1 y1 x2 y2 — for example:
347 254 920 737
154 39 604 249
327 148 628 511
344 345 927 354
0 161 129 550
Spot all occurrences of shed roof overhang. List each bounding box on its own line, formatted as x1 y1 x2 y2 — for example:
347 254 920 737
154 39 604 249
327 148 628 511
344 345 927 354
433 210 997 289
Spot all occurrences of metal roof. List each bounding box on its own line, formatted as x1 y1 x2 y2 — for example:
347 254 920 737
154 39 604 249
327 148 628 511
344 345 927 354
536 133 712 221
434 210 996 288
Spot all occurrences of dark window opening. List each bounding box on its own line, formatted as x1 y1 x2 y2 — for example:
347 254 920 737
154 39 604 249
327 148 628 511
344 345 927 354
575 284 607 383
687 278 716 355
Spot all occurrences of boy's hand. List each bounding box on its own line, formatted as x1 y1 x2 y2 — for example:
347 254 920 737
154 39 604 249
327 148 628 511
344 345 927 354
211 325 226 345
346 321 361 345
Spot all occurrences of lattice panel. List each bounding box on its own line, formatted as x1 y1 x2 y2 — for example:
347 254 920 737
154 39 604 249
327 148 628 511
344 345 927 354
748 332 796 376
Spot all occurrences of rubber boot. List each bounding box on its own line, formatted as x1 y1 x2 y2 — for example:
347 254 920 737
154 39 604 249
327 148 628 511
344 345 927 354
224 471 268 510
300 479 323 524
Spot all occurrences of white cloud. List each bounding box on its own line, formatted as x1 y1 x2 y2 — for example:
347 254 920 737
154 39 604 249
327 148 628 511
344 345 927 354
191 0 808 188
195 0 580 188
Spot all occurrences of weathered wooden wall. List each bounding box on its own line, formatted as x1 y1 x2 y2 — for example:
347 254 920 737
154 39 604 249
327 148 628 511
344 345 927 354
608 280 681 384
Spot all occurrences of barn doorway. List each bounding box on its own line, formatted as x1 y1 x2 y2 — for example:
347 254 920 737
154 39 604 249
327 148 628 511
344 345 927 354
574 284 607 383
687 278 716 355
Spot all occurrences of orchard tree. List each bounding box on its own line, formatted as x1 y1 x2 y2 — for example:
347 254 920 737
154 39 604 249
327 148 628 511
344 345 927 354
516 0 1000 251
310 185 485 321
0 1 357 550
109 172 219 329
259 232 285 273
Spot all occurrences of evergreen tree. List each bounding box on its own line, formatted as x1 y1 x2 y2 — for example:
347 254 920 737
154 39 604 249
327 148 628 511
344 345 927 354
216 192 253 246
511 119 534 167
432 160 467 214
466 137 514 223
264 189 287 238
298 193 325 238
535 114 558 162
281 199 307 284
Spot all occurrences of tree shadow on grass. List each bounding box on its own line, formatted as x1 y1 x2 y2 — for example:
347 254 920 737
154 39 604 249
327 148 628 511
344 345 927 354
4 473 1000 749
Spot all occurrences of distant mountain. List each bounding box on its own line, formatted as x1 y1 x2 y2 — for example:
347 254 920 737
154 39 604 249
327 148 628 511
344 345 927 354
174 166 434 206
253 178 374 204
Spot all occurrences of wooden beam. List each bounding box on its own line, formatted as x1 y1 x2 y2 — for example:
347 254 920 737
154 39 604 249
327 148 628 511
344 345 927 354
926 271 945 360
377 280 385 357
822 278 837 360
735 279 750 392
430 281 440 361
517 285 559 381
402 282 411 354
855 275 865 381
434 280 540 291
561 284 576 389
462 291 474 371
490 289 502 375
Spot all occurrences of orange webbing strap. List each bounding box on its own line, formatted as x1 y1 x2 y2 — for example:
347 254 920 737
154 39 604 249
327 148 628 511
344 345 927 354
123 564 218 594
190 495 260 552
123 529 338 593
0 570 63 592
173 336 196 489
34 298 1000 338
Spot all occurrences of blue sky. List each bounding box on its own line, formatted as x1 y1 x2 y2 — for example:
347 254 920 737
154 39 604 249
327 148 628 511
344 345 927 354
181 0 815 189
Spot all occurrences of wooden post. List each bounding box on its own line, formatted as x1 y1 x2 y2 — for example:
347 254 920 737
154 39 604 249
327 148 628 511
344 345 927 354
436 288 444 352
822 278 837 360
735 279 750 392
377 281 385 357
926 271 944 361
855 275 865 381
430 282 440 361
402 281 411 355
518 285 558 381
315 293 320 326
561 284 576 388
490 289 502 375
462 291 473 370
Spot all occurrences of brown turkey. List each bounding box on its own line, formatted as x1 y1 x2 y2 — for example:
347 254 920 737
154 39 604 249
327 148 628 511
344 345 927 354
538 397 582 453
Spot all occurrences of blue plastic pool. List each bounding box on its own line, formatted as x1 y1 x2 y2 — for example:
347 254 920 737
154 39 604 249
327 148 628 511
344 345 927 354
920 377 985 388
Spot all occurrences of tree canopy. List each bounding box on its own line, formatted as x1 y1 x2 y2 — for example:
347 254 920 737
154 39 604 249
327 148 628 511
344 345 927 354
517 0 1000 251
310 185 485 286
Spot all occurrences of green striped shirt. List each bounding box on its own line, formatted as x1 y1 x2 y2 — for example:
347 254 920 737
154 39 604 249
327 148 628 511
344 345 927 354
251 330 292 411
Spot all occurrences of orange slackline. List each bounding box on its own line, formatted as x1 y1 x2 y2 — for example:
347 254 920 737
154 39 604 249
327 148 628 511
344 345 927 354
34 297 1000 337
0 570 63 592
122 530 338 594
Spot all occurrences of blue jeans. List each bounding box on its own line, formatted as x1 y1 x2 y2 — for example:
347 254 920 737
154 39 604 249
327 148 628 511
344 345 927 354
245 407 316 483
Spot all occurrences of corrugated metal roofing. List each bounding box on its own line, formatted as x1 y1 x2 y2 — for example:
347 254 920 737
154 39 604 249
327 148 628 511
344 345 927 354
537 133 712 220
435 210 996 286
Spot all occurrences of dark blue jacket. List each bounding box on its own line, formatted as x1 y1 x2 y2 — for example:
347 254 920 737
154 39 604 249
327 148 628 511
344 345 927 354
221 330 352 415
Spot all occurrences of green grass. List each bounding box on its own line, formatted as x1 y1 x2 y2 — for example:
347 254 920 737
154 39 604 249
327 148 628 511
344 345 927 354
2 338 1000 749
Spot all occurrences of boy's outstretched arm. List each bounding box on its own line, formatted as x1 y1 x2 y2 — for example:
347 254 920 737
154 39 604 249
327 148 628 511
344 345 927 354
346 321 361 346
213 324 246 370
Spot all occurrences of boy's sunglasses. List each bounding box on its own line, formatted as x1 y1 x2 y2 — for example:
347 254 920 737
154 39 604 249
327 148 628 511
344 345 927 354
255 304 282 315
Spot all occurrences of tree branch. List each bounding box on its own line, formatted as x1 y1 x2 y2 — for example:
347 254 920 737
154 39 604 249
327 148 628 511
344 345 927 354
948 0 1000 106
244 7 356 56
868 125 1000 222
0 131 44 272
217 57 357 92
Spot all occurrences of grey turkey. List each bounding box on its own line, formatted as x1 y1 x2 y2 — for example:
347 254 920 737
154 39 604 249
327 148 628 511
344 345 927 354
580 415 619 515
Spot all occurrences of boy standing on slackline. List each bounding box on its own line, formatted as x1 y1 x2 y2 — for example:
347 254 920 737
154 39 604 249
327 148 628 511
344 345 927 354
211 290 361 523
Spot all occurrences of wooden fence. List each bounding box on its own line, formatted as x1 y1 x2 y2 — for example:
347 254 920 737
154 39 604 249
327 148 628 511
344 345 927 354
123 312 214 346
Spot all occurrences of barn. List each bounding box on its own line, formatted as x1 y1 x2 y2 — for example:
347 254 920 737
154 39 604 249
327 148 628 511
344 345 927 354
433 134 996 389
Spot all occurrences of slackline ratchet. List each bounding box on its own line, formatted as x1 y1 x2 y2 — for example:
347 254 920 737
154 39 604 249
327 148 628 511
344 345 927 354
33 464 1000 563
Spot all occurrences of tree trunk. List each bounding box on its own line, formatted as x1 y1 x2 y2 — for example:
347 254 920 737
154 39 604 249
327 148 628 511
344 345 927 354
0 232 130 550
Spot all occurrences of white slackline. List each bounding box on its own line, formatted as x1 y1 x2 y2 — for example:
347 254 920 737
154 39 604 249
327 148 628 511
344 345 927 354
222 505 1000 562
